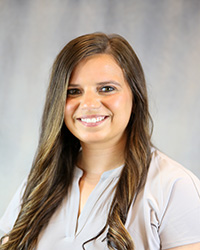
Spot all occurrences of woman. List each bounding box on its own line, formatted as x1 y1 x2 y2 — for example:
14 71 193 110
0 33 200 250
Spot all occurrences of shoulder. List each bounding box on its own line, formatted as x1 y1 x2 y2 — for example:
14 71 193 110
126 149 200 249
148 149 200 198
147 149 200 248
150 148 199 179
146 149 200 215
0 179 27 234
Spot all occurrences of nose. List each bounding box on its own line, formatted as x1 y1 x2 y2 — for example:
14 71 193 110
80 90 101 110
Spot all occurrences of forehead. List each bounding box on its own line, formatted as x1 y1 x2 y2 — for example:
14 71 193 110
69 54 125 83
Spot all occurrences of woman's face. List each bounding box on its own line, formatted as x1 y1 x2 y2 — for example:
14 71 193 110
64 54 133 147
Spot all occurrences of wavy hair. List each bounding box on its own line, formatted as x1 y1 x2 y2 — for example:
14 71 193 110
0 32 153 250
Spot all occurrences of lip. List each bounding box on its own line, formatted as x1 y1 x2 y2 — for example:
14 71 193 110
76 115 109 127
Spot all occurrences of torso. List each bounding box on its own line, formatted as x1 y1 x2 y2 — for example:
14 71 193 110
78 173 101 215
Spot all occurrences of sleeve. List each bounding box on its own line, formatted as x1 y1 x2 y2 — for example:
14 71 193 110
159 172 200 249
0 179 27 234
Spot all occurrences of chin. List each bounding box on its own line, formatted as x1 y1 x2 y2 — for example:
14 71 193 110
79 135 109 145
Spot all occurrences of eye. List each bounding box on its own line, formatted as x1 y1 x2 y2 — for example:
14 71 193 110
99 86 115 93
67 88 81 96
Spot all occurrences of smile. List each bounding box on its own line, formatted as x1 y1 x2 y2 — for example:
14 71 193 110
77 116 108 126
81 116 105 123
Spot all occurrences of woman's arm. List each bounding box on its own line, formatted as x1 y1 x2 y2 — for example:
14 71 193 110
167 242 200 250
0 235 9 245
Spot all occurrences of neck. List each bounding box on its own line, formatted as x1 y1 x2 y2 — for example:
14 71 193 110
77 137 126 176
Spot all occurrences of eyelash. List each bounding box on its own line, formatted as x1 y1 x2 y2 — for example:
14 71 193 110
67 85 116 96
99 86 115 92
67 88 81 95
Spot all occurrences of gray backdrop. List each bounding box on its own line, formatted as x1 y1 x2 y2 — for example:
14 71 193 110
0 0 200 230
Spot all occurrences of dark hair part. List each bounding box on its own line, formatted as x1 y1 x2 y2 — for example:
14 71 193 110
1 33 153 250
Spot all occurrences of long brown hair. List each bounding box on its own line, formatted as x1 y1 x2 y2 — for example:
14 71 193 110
1 33 153 250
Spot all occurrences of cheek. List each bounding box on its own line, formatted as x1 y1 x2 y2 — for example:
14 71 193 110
65 99 79 116
65 100 73 116
64 100 76 127
108 93 132 113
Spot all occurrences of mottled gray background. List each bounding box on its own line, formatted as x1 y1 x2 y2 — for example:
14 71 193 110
0 0 200 230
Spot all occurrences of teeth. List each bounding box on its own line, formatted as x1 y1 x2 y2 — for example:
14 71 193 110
81 117 105 123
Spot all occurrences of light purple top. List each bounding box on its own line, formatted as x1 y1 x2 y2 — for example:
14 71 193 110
0 149 200 249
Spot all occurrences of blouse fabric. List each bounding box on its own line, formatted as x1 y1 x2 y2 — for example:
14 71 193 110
0 149 200 249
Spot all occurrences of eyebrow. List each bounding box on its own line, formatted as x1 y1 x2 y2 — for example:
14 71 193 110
68 83 80 87
68 81 122 87
97 81 121 87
